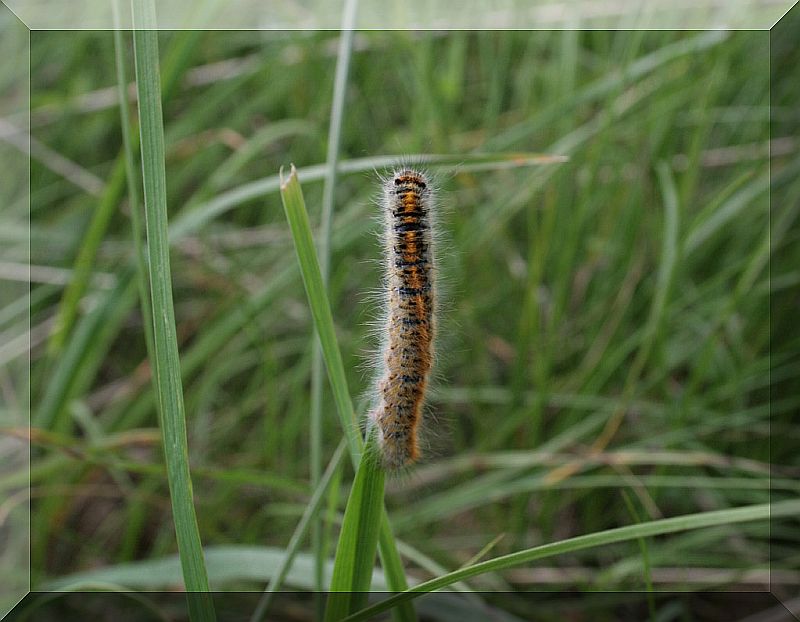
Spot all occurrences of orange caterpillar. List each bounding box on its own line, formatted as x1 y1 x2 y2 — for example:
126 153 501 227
369 168 436 470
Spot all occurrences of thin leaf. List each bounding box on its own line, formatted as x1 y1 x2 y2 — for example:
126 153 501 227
325 441 385 621
250 441 347 622
280 166 413 620
312 0 358 609
111 0 154 366
279 164 361 457
171 151 564 242
131 2 214 620
342 499 800 621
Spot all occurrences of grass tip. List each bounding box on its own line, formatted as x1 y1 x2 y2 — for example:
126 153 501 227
280 163 298 191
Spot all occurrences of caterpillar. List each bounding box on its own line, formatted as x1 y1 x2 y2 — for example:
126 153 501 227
369 167 437 470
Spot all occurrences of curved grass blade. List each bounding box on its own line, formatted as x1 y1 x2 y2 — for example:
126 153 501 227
342 499 800 622
44 545 395 592
171 151 565 242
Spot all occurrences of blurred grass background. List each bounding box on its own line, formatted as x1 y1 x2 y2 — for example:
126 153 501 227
2 20 799 621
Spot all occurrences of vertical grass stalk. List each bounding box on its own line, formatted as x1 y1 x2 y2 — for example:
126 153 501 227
112 0 154 365
279 167 414 621
250 441 347 622
324 439 385 622
131 1 215 620
310 3 358 606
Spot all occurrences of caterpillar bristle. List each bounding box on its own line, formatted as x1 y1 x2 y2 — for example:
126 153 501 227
368 167 437 470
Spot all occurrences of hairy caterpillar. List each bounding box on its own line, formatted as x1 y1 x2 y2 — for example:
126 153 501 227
369 168 437 470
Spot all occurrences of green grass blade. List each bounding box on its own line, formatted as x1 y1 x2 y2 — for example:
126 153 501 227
46 26 202 357
620 491 655 619
46 157 126 355
112 0 154 366
312 2 358 606
376 514 414 617
250 440 347 622
325 441 386 622
34 271 137 430
279 164 361 459
44 546 402 593
29 271 138 574
280 165 413 619
170 151 563 242
343 499 800 622
644 160 680 363
487 30 728 151
131 2 214 619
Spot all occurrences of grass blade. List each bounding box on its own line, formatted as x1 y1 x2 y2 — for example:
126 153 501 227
279 164 361 459
343 499 800 622
46 158 126 355
131 2 214 619
250 441 347 622
325 442 386 621
44 547 393 593
46 26 203 356
280 165 413 620
112 0 154 365
34 271 137 430
170 151 563 242
312 1 358 607
376 514 414 620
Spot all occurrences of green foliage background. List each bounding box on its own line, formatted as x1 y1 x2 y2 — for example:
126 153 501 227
3 19 799 621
